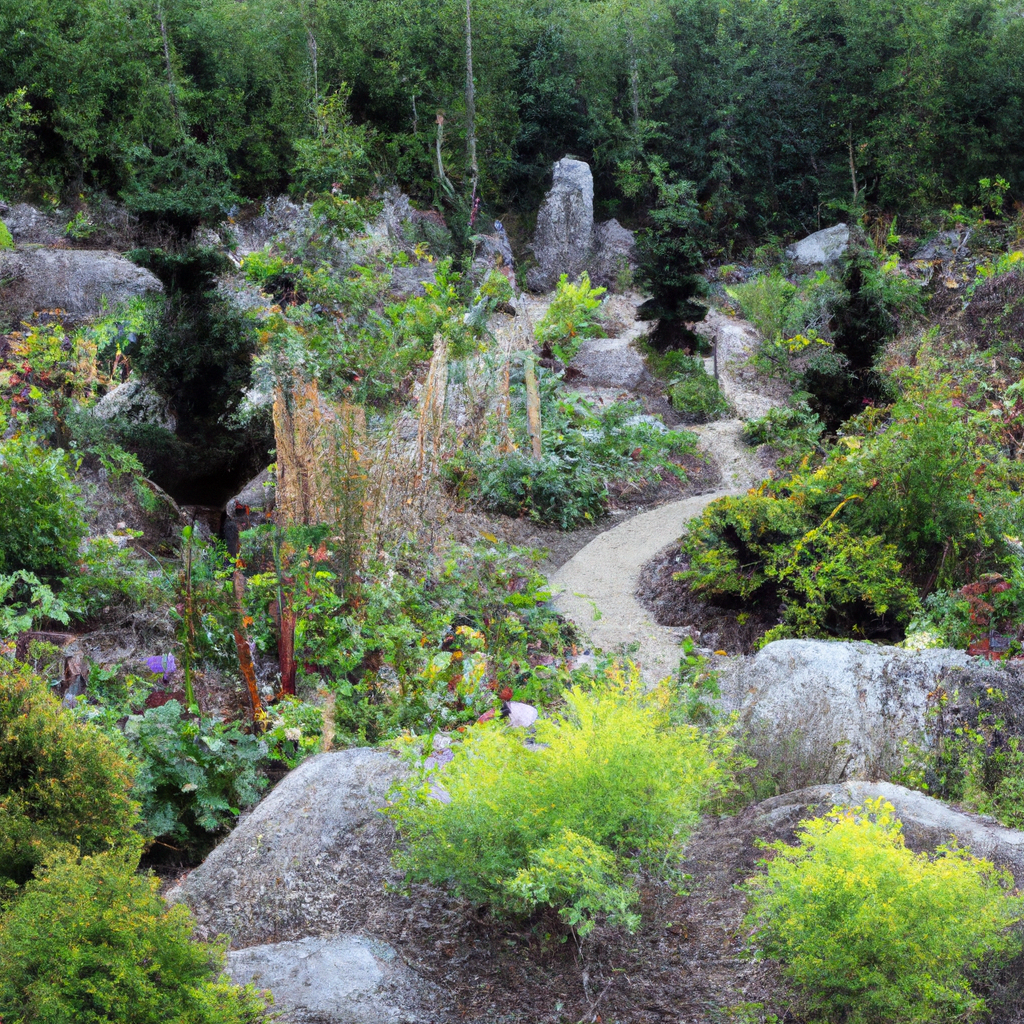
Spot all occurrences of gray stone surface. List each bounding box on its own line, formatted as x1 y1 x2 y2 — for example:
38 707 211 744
718 640 968 779
226 934 436 1024
785 223 849 270
166 749 407 946
568 334 651 390
590 218 636 291
0 248 163 320
1 203 62 244
389 263 437 300
756 781 1024 883
527 158 595 291
91 377 176 431
223 467 276 553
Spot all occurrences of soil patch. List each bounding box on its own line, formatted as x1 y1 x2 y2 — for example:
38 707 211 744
636 542 780 655
370 809 786 1023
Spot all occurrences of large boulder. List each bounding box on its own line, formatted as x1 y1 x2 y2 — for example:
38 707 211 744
91 377 176 431
755 781 1024 883
785 223 849 271
389 263 437 300
0 248 163 321
1 202 63 245
589 218 636 292
225 935 436 1024
166 748 407 946
527 157 595 292
716 639 1024 781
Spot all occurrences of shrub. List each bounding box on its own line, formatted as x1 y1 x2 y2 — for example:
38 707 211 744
727 269 796 346
0 435 86 580
0 849 272 1023
741 402 824 463
679 387 1016 641
0 661 141 887
744 798 1023 1024
387 667 734 935
667 356 730 422
446 369 697 528
124 700 267 851
535 272 607 362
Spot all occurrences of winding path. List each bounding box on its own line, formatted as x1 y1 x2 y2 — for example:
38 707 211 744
548 309 780 681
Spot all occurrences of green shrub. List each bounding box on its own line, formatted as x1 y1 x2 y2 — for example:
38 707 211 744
667 356 730 421
0 849 272 1023
727 269 795 345
535 272 607 362
0 220 12 250
0 435 86 580
0 661 141 887
679 387 1017 641
744 798 1023 1024
124 700 267 852
446 370 697 529
741 402 824 462
387 667 734 935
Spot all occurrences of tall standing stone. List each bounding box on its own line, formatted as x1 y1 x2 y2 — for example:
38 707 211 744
527 157 595 292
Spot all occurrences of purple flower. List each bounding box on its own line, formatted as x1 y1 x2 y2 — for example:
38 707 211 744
145 654 177 681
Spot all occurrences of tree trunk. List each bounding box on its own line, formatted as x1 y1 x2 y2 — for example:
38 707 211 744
465 0 478 195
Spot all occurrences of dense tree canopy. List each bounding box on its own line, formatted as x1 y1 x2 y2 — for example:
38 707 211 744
2 0 1024 233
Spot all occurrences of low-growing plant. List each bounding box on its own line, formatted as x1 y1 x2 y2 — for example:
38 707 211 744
0 434 86 580
744 798 1023 1024
667 356 730 422
447 367 697 528
0 570 75 638
387 665 736 935
0 660 141 887
124 700 267 851
741 401 824 464
264 697 324 769
535 272 607 363
0 848 272 1023
897 688 1024 829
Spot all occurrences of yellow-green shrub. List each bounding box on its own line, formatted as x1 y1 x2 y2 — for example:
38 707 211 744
744 799 1023 1024
0 660 142 886
0 849 271 1023
387 665 734 935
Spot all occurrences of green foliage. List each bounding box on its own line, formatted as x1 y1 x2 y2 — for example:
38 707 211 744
535 272 607 363
897 688 1024 830
62 535 173 620
727 270 796 347
745 798 1023 1024
240 533 575 742
742 402 824 464
387 667 734 934
666 356 730 422
447 368 697 528
680 387 1018 641
0 661 141 888
0 435 86 580
634 163 709 351
291 85 375 197
0 219 12 250
240 247 294 289
0 849 272 1023
124 701 267 851
0 570 74 638
264 697 323 769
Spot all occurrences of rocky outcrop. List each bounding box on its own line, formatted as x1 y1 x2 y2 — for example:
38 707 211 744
527 158 595 291
389 263 438 300
755 781 1024 883
527 160 636 293
785 223 849 270
223 467 275 553
717 639 1024 781
0 203 63 245
225 935 437 1024
91 378 177 431
0 248 163 321
166 748 406 946
589 218 636 291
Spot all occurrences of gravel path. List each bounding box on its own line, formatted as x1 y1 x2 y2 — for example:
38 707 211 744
549 304 781 681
